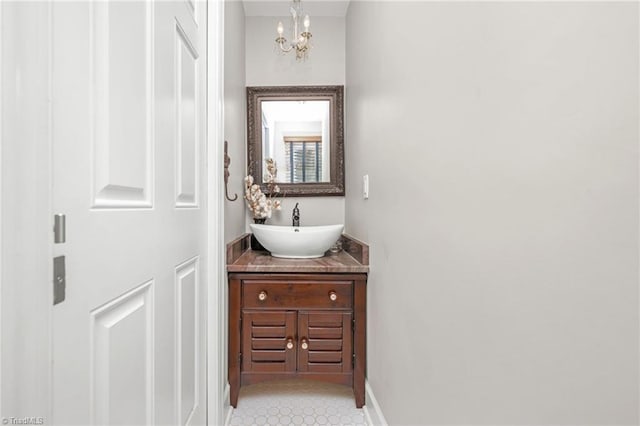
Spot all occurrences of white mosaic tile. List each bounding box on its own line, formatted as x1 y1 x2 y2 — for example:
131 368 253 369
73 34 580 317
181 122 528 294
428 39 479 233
229 380 368 426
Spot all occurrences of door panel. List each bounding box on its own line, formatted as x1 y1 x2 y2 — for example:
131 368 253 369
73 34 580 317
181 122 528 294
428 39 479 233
242 311 297 373
91 281 154 425
92 1 154 208
51 1 207 424
175 21 199 207
298 311 352 374
176 257 199 425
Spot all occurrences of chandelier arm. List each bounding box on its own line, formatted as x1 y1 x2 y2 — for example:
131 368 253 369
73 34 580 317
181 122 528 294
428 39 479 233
277 42 295 53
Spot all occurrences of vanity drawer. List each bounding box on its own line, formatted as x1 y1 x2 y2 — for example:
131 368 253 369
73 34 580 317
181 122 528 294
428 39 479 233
243 281 352 309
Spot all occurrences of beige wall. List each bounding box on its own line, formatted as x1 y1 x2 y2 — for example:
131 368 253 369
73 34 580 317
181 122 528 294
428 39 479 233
245 16 345 226
224 0 247 243
345 2 639 424
223 0 245 415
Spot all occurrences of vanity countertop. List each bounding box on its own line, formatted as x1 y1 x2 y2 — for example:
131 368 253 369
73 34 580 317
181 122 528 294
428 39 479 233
226 233 369 273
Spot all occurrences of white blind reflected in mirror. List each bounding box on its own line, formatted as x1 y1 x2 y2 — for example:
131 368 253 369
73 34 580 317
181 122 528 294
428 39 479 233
283 136 322 183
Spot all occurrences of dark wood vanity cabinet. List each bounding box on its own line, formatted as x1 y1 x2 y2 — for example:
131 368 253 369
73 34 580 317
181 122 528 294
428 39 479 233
228 273 367 408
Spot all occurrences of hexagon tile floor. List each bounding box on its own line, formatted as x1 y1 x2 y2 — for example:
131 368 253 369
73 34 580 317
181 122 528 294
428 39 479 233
228 379 369 426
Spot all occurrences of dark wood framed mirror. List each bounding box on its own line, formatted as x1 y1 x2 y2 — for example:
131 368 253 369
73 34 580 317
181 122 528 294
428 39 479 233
247 85 344 197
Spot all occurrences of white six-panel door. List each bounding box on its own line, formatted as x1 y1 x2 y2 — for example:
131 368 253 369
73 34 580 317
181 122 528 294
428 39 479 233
51 1 207 424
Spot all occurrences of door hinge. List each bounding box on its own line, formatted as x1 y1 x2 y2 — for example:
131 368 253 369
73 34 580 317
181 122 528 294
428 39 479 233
352 353 356 367
53 255 66 305
53 214 66 244
239 352 242 368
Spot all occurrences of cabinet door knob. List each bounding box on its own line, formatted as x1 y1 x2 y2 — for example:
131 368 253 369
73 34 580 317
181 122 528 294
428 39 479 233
258 291 268 301
300 338 308 350
329 291 337 301
286 338 294 350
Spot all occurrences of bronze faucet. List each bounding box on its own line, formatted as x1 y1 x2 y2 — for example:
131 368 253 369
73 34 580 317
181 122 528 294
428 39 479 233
292 203 300 227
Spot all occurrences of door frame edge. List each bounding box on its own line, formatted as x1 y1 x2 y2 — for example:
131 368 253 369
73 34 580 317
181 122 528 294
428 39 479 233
0 0 4 415
207 0 226 424
0 0 54 420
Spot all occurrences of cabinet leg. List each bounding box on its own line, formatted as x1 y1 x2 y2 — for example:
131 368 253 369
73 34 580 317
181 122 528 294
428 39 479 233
354 382 365 408
230 384 239 408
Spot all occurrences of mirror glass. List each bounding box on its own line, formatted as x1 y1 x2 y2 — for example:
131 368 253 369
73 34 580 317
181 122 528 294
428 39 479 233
261 100 331 184
247 86 344 197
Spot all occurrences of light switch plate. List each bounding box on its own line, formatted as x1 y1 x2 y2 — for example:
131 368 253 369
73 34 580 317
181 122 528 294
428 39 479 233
363 175 369 199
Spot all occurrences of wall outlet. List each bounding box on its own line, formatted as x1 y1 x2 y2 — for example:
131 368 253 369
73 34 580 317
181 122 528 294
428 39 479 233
363 175 369 199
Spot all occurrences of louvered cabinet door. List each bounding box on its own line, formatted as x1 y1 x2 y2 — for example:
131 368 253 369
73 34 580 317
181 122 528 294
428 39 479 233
242 310 297 373
297 311 353 374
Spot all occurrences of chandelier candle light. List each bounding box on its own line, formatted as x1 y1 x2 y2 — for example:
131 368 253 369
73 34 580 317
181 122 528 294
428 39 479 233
275 0 312 61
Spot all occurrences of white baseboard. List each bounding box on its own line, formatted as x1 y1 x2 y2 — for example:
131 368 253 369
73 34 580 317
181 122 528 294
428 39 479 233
223 384 233 426
362 380 388 426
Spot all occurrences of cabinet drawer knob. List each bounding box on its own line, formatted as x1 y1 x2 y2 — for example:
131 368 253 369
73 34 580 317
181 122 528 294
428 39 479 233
300 338 308 350
329 291 337 301
258 291 268 301
286 338 294 350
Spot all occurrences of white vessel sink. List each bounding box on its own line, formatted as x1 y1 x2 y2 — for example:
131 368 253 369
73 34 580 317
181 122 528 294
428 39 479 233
249 224 344 259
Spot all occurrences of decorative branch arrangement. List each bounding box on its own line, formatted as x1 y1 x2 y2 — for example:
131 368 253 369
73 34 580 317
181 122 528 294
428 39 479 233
244 158 282 220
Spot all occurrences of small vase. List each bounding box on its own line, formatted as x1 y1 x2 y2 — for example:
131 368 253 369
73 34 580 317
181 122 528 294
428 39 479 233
251 218 267 250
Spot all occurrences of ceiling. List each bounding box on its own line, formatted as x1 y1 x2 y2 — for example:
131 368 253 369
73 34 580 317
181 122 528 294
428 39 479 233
242 0 351 17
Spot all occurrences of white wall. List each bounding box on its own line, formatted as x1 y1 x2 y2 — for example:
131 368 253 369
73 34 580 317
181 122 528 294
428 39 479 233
224 0 247 243
245 16 345 226
345 2 639 425
246 16 345 86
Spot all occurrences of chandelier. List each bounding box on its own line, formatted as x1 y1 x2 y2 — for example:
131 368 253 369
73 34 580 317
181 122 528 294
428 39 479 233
275 0 312 61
